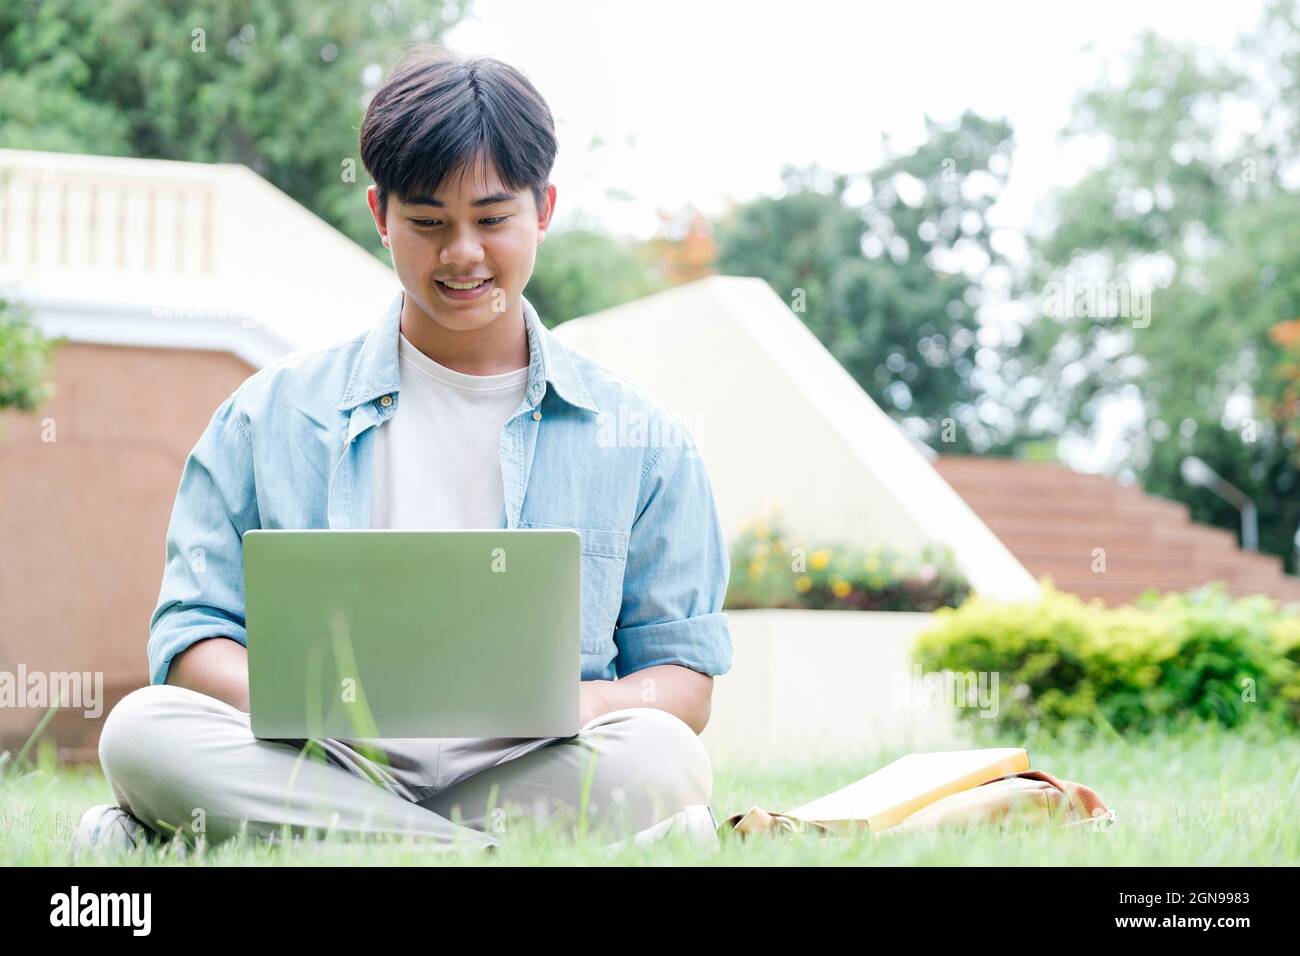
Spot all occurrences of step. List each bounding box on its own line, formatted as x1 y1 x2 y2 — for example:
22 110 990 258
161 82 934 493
1045 575 1300 604
938 460 1197 518
936 458 1137 490
936 470 1148 500
991 528 1243 563
982 512 1237 543
1007 536 1285 570
951 487 1159 513
1013 549 1276 578
935 454 1300 605
1020 555 1293 590
966 495 1190 523
972 510 1193 536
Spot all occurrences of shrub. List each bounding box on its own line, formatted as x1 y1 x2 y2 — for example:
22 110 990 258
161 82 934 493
0 297 56 416
724 509 971 613
913 581 1300 736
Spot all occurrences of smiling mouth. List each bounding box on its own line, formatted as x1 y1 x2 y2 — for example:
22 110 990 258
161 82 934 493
436 277 493 290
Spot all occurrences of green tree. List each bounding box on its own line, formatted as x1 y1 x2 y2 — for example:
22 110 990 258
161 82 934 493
0 0 469 253
1012 0 1300 569
712 112 1015 450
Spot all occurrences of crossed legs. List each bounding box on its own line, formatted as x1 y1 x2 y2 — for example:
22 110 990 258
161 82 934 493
96 683 714 852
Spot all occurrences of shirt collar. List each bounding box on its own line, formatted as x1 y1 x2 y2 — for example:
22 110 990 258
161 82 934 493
338 289 600 415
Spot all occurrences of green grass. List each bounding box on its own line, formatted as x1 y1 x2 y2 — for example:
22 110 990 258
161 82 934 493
4 723 1298 865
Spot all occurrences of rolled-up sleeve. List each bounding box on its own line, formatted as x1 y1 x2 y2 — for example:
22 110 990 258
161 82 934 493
147 391 260 686
614 427 733 678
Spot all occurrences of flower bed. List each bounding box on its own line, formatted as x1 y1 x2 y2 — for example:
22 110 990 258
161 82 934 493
723 511 970 613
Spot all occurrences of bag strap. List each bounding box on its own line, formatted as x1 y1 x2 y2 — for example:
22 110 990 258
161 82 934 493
982 769 1117 829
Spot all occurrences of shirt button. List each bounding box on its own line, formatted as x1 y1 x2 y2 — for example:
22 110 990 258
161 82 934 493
532 410 542 421
379 394 393 407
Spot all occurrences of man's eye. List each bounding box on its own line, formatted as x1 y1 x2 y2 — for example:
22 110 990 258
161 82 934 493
409 217 509 227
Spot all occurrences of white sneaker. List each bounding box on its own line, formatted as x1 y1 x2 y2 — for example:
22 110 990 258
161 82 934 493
606 804 721 851
69 804 153 861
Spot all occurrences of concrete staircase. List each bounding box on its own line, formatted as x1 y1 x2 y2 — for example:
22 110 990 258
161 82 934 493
934 455 1300 606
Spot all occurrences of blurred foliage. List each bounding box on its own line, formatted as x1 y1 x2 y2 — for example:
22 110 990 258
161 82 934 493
0 0 470 252
0 0 694 324
0 297 56 427
526 218 669 327
1012 0 1300 570
914 582 1300 736
642 207 717 286
724 507 970 612
8 0 1300 582
713 112 1015 452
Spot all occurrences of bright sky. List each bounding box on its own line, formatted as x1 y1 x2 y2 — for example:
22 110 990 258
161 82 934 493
446 0 1266 242
446 1 1269 471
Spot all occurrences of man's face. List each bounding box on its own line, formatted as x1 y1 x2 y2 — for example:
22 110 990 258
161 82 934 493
367 156 554 333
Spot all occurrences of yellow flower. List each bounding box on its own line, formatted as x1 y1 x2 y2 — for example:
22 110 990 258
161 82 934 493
863 553 882 573
810 549 831 571
754 520 770 538
748 559 766 580
754 541 771 558
831 578 851 598
795 575 813 593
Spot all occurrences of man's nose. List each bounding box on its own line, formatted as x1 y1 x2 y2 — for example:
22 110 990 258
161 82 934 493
442 228 486 265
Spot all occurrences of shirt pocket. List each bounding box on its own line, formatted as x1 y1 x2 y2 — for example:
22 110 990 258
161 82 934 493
517 520 628 654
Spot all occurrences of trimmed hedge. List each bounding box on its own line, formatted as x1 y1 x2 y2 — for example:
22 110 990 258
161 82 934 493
913 582 1300 735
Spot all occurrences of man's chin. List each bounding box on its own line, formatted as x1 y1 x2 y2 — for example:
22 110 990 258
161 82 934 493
415 290 507 331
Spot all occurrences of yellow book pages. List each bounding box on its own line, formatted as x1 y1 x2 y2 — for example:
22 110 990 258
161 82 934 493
786 748 1031 833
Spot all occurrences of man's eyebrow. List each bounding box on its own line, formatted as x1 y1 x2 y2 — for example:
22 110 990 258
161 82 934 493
403 192 518 208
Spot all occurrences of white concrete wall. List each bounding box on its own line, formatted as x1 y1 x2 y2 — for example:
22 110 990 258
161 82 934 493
701 609 968 766
553 275 1039 600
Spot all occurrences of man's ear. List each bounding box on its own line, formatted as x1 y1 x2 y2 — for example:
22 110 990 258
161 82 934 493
366 185 389 247
537 182 557 242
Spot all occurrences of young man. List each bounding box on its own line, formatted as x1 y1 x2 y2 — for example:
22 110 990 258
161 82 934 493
73 49 733 857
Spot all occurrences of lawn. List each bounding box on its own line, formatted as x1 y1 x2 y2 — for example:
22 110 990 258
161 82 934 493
3 723 1297 866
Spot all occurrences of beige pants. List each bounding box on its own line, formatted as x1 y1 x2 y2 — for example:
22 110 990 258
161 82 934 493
97 684 714 852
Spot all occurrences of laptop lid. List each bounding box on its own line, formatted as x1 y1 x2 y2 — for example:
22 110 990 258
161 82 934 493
243 528 581 739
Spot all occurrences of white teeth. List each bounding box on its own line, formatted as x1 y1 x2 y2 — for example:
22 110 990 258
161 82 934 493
441 278 488 290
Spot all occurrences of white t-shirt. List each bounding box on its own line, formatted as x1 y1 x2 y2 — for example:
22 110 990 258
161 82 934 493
369 331 529 530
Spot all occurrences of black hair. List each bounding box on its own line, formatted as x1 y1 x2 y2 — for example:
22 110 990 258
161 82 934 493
359 46 557 218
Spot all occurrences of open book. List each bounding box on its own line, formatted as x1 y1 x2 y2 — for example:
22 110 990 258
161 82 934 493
782 747 1031 834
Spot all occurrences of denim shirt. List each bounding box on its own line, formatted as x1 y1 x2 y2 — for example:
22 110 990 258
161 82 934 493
147 290 734 687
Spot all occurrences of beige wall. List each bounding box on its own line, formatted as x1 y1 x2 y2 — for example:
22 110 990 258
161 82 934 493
0 341 253 758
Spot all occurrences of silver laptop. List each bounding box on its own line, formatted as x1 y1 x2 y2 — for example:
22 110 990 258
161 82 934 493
242 528 581 739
